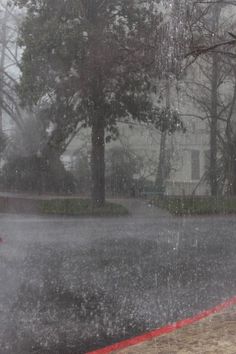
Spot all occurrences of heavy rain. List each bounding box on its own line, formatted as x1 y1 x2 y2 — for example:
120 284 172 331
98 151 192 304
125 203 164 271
0 1 236 353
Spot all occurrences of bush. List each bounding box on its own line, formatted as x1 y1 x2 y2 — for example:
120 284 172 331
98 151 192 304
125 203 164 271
0 196 128 216
153 196 236 215
40 198 129 216
1 154 78 194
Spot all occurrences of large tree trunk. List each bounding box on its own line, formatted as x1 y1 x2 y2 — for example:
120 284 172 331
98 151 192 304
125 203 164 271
209 52 218 196
156 78 170 190
91 116 105 207
0 7 8 132
232 158 236 195
209 5 221 197
156 130 167 187
228 142 236 195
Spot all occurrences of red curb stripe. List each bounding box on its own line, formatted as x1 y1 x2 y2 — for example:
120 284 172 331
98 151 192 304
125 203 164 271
87 295 236 354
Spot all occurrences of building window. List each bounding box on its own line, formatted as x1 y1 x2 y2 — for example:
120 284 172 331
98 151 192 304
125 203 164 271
191 150 200 180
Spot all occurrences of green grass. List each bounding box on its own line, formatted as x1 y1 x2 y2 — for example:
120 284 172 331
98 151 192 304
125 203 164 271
39 198 129 217
152 196 236 216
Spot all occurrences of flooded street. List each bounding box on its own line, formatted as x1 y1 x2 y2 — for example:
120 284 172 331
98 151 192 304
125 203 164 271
0 201 235 353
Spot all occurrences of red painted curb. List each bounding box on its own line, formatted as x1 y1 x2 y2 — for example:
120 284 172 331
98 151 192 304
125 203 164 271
87 295 236 354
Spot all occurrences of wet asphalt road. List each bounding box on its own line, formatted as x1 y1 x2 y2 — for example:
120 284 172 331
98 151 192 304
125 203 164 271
0 199 236 353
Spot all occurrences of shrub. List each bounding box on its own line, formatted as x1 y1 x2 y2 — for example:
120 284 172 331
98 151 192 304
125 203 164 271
1 154 77 194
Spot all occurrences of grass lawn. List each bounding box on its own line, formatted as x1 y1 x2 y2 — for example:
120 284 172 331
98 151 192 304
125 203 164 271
152 196 236 216
39 198 129 217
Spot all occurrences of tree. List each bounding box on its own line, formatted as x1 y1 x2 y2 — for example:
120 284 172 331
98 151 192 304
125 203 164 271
208 3 222 196
71 148 91 195
216 63 236 195
182 2 236 195
179 1 236 195
14 0 183 206
0 2 7 131
106 146 143 197
0 1 24 131
2 114 77 193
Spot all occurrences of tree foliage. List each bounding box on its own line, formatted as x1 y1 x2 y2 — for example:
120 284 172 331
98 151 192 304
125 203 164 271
16 1 167 130
14 0 186 204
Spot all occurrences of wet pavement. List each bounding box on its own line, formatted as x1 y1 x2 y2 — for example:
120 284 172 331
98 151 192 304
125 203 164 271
0 199 236 353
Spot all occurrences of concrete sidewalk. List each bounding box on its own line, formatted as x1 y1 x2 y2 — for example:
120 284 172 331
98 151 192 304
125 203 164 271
114 305 236 354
